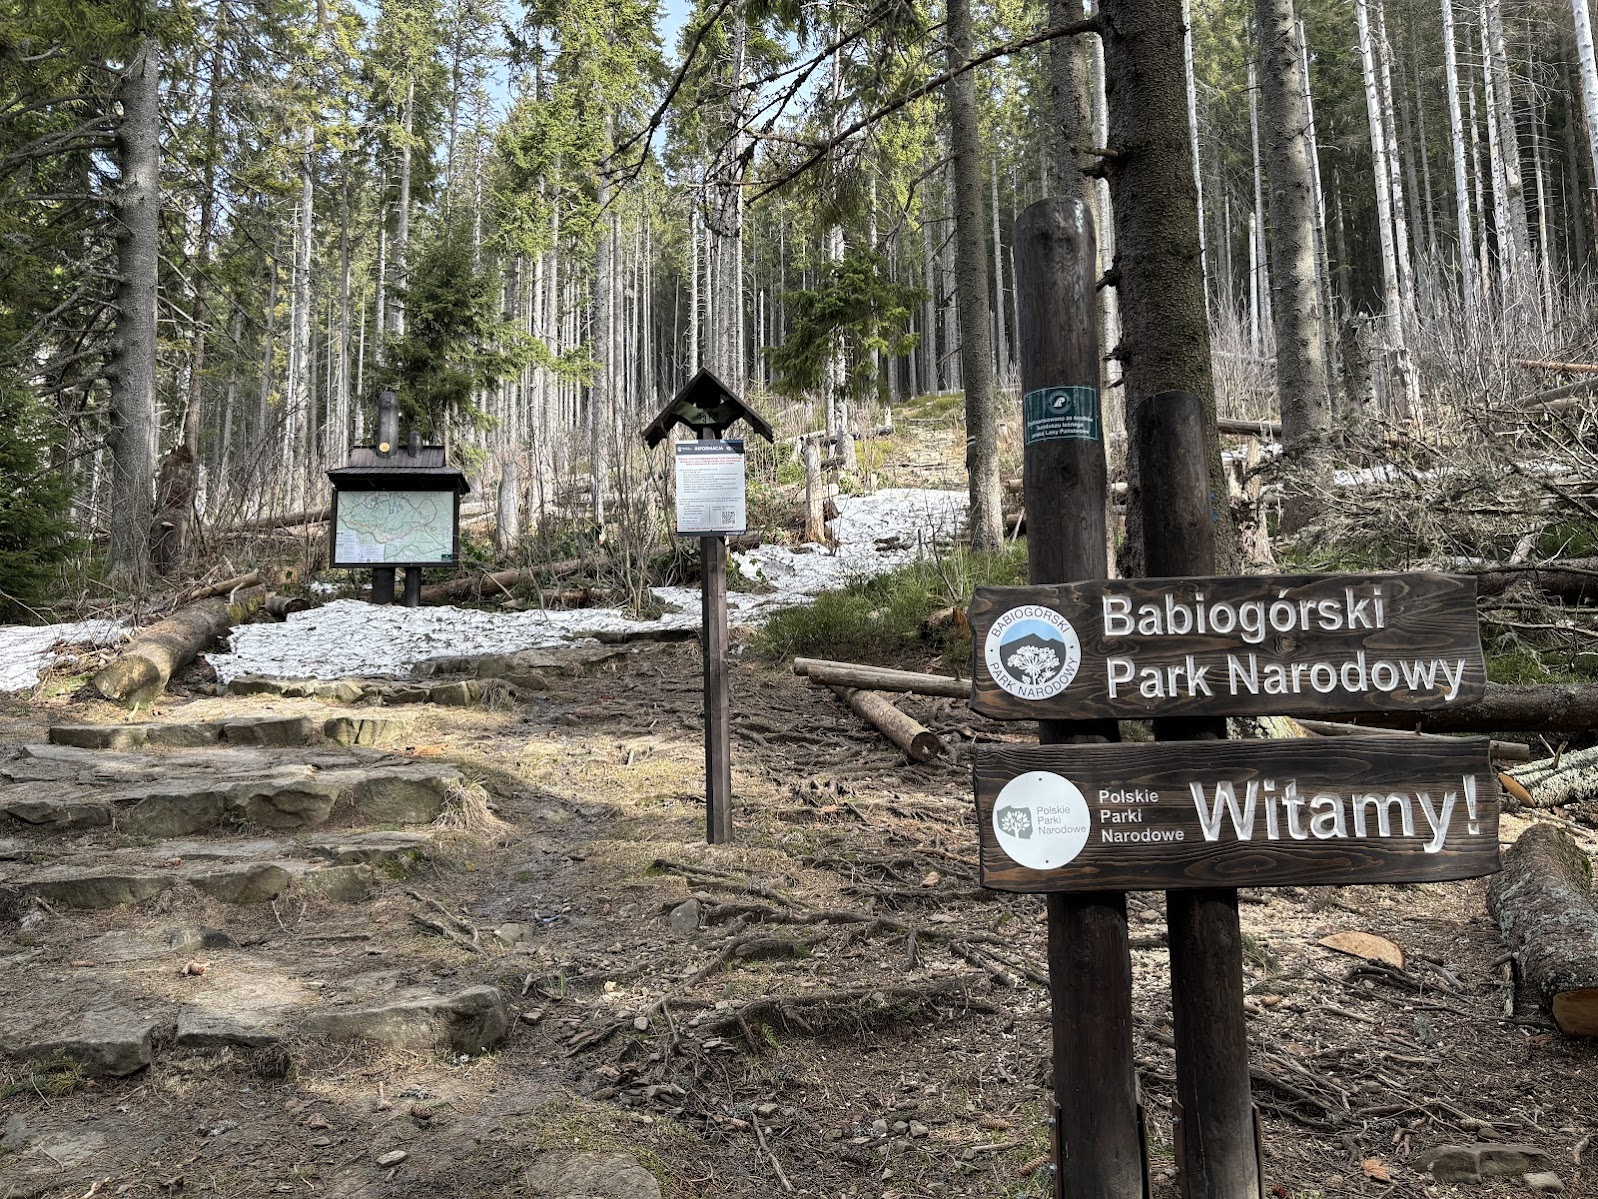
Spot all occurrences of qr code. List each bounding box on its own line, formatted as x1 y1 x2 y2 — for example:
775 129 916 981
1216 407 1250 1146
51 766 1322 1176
720 509 736 523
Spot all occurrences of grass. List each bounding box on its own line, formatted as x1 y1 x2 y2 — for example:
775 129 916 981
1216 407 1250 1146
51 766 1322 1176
753 541 1028 669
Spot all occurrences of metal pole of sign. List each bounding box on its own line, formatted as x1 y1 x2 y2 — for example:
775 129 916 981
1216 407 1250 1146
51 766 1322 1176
1013 197 1148 1198
1133 391 1263 1199
372 567 396 605
699 426 733 844
402 567 422 608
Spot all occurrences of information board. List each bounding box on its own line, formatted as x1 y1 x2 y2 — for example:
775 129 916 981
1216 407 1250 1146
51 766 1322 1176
675 440 746 536
968 572 1486 720
331 489 457 567
974 736 1501 892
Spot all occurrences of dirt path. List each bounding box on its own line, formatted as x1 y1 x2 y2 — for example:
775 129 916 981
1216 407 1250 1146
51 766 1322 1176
3 639 1596 1197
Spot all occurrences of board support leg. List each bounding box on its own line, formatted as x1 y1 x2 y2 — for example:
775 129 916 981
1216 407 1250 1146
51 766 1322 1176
701 529 731 844
402 567 421 608
371 567 396 605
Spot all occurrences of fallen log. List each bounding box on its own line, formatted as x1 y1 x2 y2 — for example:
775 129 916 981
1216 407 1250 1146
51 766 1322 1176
224 506 332 531
1516 357 1598 374
1506 744 1598 808
92 589 263 703
794 657 970 699
1486 824 1598 1036
1216 417 1283 438
829 686 943 762
1289 716 1531 763
417 560 586 604
264 593 312 618
1472 557 1598 604
172 571 263 607
1330 684 1598 733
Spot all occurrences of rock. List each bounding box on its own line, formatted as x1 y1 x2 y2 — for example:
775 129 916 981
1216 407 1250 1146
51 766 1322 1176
523 1151 662 1199
301 986 509 1055
1414 1144 1552 1184
226 773 340 829
219 715 317 747
375 1150 408 1167
9 1011 160 1077
1525 1173 1566 1193
494 923 536 946
909 1121 930 1138
48 725 150 750
382 685 432 705
166 927 238 954
299 865 374 903
341 766 458 824
176 1006 280 1050
227 676 302 697
186 862 294 905
143 723 224 748
427 680 479 707
0 793 112 830
668 899 702 937
23 870 174 909
323 714 412 747
1 1113 28 1153
117 782 227 837
305 831 431 868
314 680 365 704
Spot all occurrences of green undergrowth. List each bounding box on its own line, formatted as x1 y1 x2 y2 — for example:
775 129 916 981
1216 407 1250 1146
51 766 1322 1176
754 542 1027 669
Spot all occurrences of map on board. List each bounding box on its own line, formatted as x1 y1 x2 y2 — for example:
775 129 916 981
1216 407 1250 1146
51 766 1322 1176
333 490 455 565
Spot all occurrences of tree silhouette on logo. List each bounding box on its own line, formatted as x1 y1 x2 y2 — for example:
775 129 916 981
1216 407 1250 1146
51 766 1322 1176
1007 644 1061 683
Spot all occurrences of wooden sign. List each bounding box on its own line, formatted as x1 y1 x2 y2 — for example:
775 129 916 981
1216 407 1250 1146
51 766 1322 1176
974 736 1501 892
968 572 1485 721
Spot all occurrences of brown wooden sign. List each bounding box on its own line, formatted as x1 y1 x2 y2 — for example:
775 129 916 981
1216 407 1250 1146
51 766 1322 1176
968 572 1485 721
974 736 1501 893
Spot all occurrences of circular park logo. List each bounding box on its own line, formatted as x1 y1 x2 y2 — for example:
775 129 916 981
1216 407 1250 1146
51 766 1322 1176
992 771 1093 871
984 604 1082 700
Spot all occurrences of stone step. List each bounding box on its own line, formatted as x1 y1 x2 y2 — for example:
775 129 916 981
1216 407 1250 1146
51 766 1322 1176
47 712 416 752
226 674 521 707
2 742 398 786
0 760 460 837
7 856 376 908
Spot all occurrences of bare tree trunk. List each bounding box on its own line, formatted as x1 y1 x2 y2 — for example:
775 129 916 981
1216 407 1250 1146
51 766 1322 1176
290 125 314 504
390 81 414 339
947 0 1003 550
1183 0 1209 317
1573 0 1598 236
1256 0 1331 529
108 37 161 589
1099 0 1232 573
592 133 611 530
1442 0 1479 318
1048 0 1094 201
991 163 1008 380
922 216 938 392
1483 0 1530 283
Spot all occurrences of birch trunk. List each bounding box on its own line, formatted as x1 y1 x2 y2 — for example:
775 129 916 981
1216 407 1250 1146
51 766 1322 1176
1573 0 1598 231
107 37 161 588
1256 0 1332 529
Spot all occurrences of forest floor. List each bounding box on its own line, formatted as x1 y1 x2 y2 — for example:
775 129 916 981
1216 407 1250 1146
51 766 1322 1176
3 413 1597 1199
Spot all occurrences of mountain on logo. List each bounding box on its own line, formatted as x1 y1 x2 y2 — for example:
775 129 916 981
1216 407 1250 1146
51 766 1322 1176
999 631 1066 684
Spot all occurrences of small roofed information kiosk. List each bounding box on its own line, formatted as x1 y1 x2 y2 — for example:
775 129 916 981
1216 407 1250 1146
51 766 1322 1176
643 369 773 844
327 390 469 606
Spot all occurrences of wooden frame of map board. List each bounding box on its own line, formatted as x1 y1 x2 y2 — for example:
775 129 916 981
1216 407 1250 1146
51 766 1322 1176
328 483 462 569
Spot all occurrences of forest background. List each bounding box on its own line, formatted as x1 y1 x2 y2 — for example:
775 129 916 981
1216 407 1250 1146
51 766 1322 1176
6 0 1598 689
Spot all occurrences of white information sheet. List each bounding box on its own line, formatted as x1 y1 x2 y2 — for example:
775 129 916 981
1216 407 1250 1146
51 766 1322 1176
333 490 456 565
675 440 747 536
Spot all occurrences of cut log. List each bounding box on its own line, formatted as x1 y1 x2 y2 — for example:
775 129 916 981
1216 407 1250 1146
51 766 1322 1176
1216 416 1283 438
1331 684 1598 733
1486 824 1598 1036
175 571 263 605
264 593 312 618
829 686 943 762
92 590 262 702
1516 357 1598 374
1473 557 1598 604
1289 716 1531 763
224 506 332 531
793 658 970 699
1506 744 1598 808
417 561 586 604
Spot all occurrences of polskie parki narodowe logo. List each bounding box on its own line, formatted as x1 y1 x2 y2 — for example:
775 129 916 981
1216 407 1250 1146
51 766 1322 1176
984 604 1082 699
991 771 1092 871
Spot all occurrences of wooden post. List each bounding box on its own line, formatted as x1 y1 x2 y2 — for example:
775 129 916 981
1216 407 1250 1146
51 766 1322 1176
372 567 396 605
802 439 828 544
1133 391 1262 1199
1014 197 1147 1199
700 426 733 844
402 566 422 608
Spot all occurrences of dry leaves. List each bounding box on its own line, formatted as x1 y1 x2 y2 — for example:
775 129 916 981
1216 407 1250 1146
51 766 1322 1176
1361 1156 1393 1182
1318 931 1405 969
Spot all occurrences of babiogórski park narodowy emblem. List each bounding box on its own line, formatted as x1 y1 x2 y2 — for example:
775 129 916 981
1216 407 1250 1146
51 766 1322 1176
984 604 1082 700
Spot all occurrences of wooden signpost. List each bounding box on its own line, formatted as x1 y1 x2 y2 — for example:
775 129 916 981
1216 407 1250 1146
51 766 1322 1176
643 369 773 845
998 199 1503 1199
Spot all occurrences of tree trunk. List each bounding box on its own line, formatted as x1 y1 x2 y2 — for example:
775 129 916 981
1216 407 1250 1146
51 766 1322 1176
1048 0 1094 203
1483 0 1530 285
150 445 197 577
1487 824 1598 1037
592 124 612 530
291 124 315 502
92 594 258 703
107 37 161 590
947 0 1003 551
829 686 943 762
390 81 414 338
496 458 521 552
1573 0 1598 249
1341 683 1598 733
1183 0 1209 316
1099 0 1231 574
1442 0 1478 318
793 657 970 698
1255 0 1332 530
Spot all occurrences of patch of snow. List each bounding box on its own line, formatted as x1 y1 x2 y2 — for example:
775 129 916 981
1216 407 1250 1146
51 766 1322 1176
0 619 130 693
209 488 969 683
